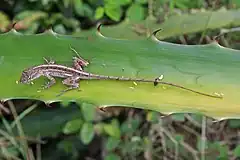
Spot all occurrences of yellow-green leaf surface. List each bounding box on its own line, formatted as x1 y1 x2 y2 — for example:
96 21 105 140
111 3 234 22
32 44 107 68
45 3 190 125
0 28 240 119
74 9 240 40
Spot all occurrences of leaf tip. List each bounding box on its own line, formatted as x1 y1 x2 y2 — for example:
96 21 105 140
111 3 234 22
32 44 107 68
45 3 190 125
5 22 24 35
96 23 106 38
44 100 61 107
6 22 22 35
150 28 162 41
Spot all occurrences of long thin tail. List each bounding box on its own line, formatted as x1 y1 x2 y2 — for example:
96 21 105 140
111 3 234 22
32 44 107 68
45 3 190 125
82 74 223 99
157 81 223 99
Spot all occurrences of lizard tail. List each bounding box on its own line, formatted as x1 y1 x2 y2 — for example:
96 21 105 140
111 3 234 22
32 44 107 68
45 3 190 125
86 74 158 84
84 74 223 99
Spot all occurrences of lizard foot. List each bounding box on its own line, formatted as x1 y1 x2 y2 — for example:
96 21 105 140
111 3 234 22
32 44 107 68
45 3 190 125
56 86 81 97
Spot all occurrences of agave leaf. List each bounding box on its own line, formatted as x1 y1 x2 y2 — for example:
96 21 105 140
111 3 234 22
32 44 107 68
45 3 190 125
0 27 239 119
74 9 240 40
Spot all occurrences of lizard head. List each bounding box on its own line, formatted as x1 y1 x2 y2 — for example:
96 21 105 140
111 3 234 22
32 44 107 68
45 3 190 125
19 68 38 84
20 70 31 84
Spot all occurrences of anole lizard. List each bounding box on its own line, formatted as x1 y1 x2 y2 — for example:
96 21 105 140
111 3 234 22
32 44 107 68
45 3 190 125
19 48 223 99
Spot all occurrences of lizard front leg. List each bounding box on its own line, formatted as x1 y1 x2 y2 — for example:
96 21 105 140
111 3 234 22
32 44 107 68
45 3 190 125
57 76 80 96
41 73 56 89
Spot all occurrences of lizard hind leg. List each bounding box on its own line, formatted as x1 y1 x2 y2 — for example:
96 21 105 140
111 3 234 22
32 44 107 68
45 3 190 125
72 56 89 71
70 46 89 70
57 76 81 97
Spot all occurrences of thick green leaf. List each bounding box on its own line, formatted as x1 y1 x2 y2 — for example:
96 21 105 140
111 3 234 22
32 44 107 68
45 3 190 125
75 9 240 40
157 8 240 39
0 28 240 118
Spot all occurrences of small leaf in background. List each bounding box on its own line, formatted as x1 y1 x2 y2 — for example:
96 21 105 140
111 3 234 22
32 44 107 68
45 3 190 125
228 119 240 128
197 140 229 158
57 139 76 155
103 119 121 138
0 11 10 32
121 119 140 134
3 147 19 158
104 0 117 6
104 4 122 21
126 3 145 21
196 137 209 151
48 13 80 32
135 0 147 4
105 153 121 160
189 113 203 124
13 11 47 33
95 7 105 19
231 0 240 8
233 145 240 158
74 0 93 18
41 0 54 6
131 136 141 142
117 0 132 5
146 111 159 123
173 0 191 9
94 123 105 135
73 0 83 15
143 137 150 145
81 103 95 121
63 0 71 8
80 122 94 145
105 137 120 151
60 101 73 108
171 113 185 122
53 24 66 34
63 119 83 134
82 4 94 17
174 134 184 142
217 144 228 158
